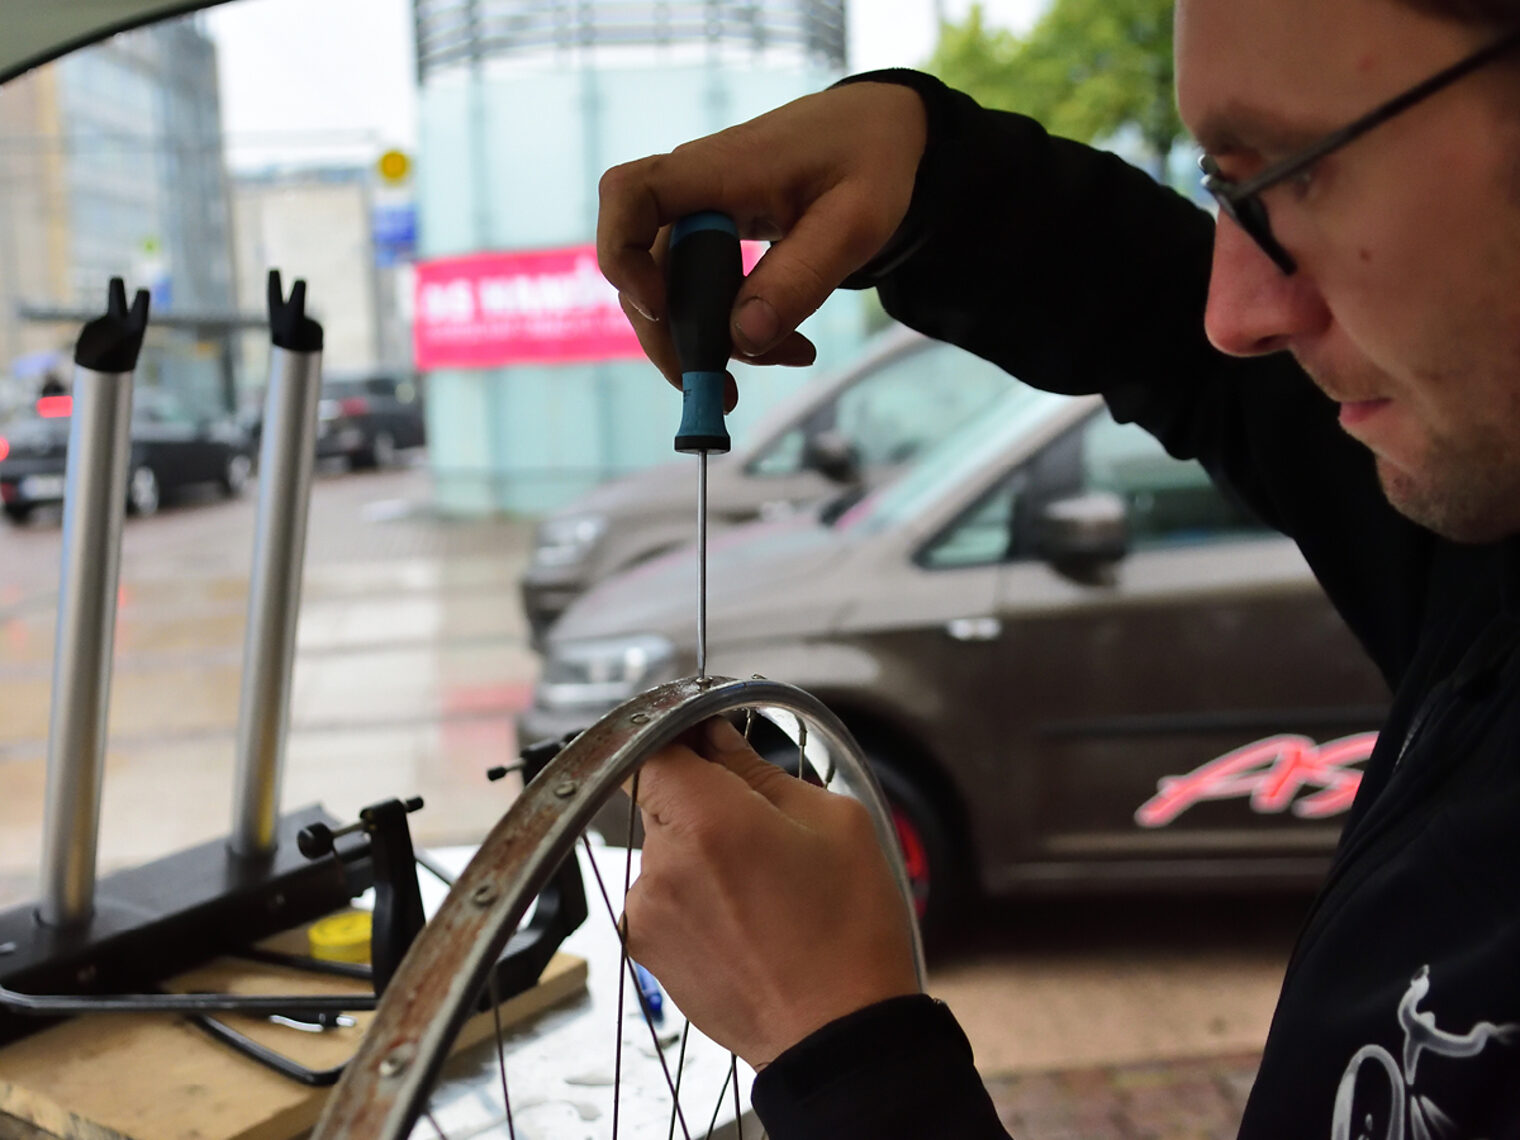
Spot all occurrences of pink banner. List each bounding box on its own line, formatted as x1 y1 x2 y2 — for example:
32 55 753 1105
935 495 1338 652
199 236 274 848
413 241 764 369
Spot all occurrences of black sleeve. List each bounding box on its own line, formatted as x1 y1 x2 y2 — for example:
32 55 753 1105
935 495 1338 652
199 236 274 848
751 996 1010 1139
837 70 1434 690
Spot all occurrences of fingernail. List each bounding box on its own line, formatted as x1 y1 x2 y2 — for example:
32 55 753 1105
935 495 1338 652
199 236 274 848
733 296 779 356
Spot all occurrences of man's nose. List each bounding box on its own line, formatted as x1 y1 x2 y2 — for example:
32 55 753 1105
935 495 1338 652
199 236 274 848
1204 214 1330 357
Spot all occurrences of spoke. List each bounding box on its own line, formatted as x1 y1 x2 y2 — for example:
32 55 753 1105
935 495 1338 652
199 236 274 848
581 835 694 1140
668 1022 691 1140
731 1054 743 1140
704 1063 734 1140
423 1109 447 1140
486 970 517 1140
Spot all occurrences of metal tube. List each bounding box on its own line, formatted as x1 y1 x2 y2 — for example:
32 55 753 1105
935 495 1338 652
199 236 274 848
38 365 136 927
231 344 323 857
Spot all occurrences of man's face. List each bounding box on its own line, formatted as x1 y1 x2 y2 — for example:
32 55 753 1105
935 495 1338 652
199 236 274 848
1177 0 1520 543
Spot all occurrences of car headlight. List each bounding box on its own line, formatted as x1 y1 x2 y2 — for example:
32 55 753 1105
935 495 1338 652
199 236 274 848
532 514 607 569
539 634 674 711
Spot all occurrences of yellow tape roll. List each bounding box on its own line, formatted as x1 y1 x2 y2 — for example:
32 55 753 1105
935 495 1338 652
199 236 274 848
308 911 373 964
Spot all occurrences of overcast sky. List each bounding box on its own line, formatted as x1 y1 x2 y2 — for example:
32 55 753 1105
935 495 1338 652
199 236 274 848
207 0 1044 170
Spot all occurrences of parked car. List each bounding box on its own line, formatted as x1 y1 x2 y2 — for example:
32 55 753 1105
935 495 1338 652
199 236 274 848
519 384 1391 936
0 389 253 523
242 372 426 470
521 327 1016 644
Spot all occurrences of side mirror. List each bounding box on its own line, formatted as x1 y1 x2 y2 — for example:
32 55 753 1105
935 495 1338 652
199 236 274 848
1036 491 1129 584
801 430 862 485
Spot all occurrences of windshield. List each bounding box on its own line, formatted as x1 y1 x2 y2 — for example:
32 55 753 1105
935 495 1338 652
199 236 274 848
835 382 1074 535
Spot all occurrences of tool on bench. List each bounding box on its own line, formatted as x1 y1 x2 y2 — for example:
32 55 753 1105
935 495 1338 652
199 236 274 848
667 212 744 677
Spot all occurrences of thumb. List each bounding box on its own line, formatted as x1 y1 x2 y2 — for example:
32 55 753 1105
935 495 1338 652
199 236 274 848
729 184 890 358
696 718 809 810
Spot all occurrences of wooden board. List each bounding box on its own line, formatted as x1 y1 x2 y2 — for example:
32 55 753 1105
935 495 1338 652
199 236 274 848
0 937 587 1140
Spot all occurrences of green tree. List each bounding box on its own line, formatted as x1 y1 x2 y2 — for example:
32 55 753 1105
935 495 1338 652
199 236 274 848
925 0 1182 175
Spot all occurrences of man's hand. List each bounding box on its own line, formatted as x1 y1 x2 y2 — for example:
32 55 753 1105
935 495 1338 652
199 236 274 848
596 82 928 407
623 717 921 1069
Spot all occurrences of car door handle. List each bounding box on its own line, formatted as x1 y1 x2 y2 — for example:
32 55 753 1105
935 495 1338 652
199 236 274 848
946 616 1002 642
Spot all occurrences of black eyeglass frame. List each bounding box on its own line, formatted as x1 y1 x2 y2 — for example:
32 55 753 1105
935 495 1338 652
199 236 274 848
1199 26 1520 275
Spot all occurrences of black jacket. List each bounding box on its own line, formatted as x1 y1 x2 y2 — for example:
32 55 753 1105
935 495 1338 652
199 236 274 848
752 72 1520 1140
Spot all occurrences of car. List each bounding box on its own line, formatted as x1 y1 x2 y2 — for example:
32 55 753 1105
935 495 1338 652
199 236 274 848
0 388 253 523
241 372 426 471
520 326 1017 644
518 383 1392 937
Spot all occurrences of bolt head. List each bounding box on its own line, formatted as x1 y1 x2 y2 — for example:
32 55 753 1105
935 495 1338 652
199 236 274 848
379 1043 415 1078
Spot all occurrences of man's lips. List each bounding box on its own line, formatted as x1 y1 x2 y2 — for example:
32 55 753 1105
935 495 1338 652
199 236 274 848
1338 398 1392 428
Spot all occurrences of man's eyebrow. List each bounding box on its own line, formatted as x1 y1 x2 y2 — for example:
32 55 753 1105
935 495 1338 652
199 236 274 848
1192 102 1337 156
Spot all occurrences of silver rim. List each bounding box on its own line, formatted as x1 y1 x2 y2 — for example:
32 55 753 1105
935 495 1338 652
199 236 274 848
312 675 925 1140
128 466 158 515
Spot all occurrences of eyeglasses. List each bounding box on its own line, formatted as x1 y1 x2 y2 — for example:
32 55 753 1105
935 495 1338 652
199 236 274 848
1199 26 1520 275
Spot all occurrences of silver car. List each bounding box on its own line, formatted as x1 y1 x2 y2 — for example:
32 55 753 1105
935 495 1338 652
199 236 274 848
519 327 1016 643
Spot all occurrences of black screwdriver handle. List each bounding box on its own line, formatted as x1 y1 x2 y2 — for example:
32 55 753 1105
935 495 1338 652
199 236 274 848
668 212 743 454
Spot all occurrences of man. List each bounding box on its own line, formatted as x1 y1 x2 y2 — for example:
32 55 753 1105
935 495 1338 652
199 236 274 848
595 0 1520 1134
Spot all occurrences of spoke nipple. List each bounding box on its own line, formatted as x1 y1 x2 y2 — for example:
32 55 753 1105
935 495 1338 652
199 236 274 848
629 713 650 724
751 673 766 680
471 883 498 907
696 676 716 688
554 779 579 799
379 1043 415 1078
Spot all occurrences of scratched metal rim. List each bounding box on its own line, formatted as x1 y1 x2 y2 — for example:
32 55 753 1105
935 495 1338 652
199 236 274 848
311 674 927 1140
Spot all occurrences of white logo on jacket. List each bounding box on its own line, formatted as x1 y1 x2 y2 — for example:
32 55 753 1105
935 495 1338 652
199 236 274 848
1331 965 1519 1140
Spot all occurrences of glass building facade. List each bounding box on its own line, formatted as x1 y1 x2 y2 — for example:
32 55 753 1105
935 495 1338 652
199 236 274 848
413 1 869 515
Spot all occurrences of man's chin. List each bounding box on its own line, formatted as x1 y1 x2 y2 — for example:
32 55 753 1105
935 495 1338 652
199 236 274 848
1376 458 1520 544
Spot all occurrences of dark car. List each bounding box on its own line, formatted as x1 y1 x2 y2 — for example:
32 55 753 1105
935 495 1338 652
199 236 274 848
317 373 426 469
242 372 426 471
0 388 252 523
520 384 1391 935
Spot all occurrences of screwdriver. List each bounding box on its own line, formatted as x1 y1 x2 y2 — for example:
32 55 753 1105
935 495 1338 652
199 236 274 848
667 212 743 678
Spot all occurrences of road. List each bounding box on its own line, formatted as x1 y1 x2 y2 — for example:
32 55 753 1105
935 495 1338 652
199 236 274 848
0 461 1299 1135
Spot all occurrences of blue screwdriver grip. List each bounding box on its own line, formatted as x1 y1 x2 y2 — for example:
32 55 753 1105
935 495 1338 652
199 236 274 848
669 211 742 455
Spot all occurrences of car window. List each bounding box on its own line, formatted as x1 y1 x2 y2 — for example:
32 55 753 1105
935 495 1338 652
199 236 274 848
840 384 1074 537
919 473 1026 569
1079 416 1269 549
746 341 1012 478
832 342 1012 468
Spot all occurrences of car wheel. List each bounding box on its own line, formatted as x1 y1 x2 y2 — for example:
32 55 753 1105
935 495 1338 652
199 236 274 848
3 502 33 524
869 759 963 945
356 429 399 471
220 452 253 497
125 465 160 517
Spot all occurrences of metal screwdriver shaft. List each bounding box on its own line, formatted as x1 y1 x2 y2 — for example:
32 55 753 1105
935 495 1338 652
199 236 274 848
667 213 743 679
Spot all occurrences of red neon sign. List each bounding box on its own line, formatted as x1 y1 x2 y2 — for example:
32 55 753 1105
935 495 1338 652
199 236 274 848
413 241 764 370
1135 732 1378 827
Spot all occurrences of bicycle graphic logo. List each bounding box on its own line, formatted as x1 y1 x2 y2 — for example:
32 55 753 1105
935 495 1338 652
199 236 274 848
1331 965 1518 1140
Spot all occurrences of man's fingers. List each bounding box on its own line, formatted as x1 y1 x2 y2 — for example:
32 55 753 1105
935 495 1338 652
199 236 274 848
729 185 897 358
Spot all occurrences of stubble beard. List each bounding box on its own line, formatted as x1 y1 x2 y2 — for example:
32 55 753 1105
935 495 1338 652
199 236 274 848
1374 425 1520 544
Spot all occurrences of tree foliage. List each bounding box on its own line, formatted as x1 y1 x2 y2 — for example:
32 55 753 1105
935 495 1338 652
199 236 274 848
925 0 1182 172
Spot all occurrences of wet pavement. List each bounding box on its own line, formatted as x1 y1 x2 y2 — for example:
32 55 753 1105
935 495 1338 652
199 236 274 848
0 462 1279 1136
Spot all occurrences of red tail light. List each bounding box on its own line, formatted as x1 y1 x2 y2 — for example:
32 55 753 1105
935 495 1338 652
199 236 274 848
37 395 73 418
0 437 9 462
338 396 370 416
